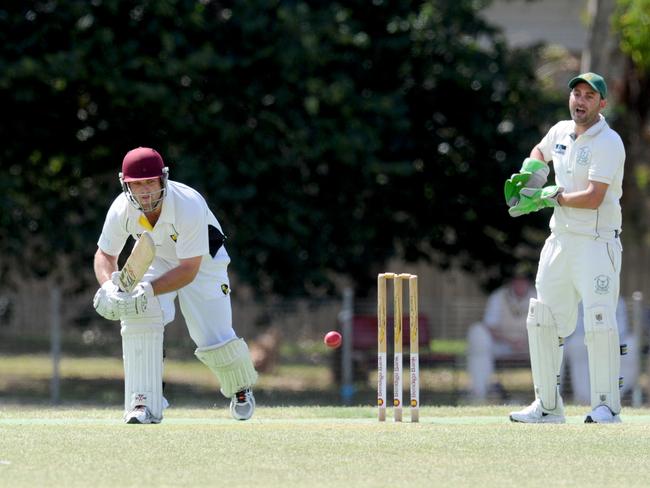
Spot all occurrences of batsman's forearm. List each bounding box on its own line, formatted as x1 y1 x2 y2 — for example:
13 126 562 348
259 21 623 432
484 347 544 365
150 269 194 295
94 248 118 285
149 257 202 295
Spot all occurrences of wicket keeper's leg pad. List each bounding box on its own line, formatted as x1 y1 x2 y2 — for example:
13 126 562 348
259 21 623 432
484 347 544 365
584 304 622 414
526 298 564 413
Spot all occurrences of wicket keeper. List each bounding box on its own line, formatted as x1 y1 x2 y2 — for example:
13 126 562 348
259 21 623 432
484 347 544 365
505 73 626 423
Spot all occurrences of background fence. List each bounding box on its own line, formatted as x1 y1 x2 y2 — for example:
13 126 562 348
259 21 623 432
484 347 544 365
1 258 648 408
0 262 487 350
2 253 648 348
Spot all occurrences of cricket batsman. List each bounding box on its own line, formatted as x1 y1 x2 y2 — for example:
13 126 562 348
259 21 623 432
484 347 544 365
93 147 258 423
505 73 626 423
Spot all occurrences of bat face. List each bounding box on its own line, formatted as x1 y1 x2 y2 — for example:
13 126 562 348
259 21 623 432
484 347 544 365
118 232 155 292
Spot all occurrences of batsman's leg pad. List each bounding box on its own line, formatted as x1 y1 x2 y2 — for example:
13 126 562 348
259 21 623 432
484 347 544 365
584 305 622 414
195 338 258 398
121 319 165 422
526 298 564 412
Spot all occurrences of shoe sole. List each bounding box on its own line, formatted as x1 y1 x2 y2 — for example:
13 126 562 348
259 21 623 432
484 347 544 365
509 415 566 424
231 397 255 421
125 414 160 424
125 418 161 424
585 415 622 424
231 407 254 421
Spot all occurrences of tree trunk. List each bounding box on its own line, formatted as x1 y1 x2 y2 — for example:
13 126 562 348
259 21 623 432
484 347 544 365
583 0 650 294
581 0 626 105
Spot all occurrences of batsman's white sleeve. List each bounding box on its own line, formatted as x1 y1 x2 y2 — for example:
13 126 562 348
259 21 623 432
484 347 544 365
98 194 131 256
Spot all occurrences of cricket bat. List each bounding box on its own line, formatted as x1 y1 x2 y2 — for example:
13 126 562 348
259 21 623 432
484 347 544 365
117 231 156 292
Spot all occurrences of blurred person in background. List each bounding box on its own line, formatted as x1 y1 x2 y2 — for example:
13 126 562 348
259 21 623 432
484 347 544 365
466 266 535 402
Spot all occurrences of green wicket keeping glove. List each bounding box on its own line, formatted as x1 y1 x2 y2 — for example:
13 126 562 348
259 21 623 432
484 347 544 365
508 185 563 218
504 158 549 207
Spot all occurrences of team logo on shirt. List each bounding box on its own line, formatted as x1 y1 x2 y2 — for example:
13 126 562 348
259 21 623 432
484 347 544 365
553 144 566 155
576 146 591 166
594 275 610 294
170 233 178 242
221 284 230 295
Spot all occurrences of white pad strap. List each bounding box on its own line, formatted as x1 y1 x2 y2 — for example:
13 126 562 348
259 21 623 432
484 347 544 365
121 319 164 421
584 305 621 414
195 338 258 397
526 298 564 411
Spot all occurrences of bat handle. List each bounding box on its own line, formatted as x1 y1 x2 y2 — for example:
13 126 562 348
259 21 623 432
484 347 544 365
111 271 124 290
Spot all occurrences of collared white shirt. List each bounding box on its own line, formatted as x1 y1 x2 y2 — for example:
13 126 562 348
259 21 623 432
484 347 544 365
98 180 229 266
538 114 625 239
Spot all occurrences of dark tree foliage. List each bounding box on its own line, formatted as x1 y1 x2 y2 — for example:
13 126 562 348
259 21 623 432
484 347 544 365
0 1 563 296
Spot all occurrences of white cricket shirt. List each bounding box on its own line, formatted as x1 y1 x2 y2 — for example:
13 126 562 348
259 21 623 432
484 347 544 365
98 180 230 266
537 114 625 240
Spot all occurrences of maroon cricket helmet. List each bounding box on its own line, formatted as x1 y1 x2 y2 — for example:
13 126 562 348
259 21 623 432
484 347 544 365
121 147 166 182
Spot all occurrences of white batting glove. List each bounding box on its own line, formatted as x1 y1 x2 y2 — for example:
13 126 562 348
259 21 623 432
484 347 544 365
92 280 121 321
116 282 155 317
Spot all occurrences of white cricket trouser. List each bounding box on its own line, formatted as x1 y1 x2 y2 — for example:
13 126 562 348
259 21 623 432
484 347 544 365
145 256 238 348
466 323 522 400
536 232 621 337
536 232 622 410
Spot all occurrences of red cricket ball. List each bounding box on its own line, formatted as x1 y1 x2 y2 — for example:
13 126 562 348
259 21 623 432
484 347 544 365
324 331 342 349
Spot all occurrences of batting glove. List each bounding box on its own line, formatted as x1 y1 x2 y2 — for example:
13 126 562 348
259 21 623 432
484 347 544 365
116 281 155 317
93 280 121 321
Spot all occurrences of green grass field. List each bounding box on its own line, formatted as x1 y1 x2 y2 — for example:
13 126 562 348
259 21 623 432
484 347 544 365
2 405 650 488
3 353 650 487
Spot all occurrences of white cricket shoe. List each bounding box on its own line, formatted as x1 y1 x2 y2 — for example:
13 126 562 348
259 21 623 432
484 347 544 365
124 405 160 424
509 399 566 424
230 388 256 421
584 405 621 424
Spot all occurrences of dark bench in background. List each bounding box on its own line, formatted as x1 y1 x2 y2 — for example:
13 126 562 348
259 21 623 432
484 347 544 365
331 314 458 383
331 315 532 401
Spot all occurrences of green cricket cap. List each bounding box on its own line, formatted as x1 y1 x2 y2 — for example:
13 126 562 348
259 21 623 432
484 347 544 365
568 72 607 99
